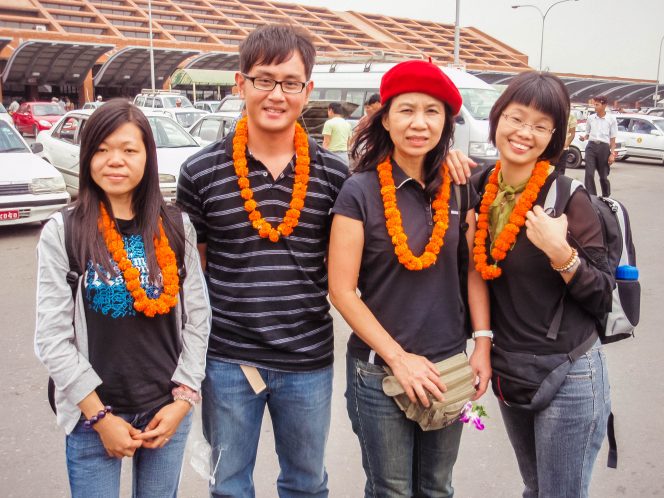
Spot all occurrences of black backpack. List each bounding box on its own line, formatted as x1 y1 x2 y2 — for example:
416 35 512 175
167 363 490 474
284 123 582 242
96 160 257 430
47 206 187 414
543 175 640 343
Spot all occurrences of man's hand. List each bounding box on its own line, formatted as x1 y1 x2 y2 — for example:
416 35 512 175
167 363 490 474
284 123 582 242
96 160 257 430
608 151 616 165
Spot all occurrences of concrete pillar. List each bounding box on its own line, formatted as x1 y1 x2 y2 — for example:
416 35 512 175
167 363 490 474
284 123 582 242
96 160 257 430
78 71 94 107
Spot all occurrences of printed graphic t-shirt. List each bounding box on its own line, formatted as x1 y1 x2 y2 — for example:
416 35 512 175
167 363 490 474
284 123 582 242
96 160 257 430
84 218 180 413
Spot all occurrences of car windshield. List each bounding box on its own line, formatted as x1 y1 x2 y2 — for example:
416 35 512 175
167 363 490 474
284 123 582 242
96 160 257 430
162 96 193 108
0 121 29 153
652 119 664 132
33 104 65 116
458 88 501 120
218 99 243 112
148 116 198 148
175 111 205 128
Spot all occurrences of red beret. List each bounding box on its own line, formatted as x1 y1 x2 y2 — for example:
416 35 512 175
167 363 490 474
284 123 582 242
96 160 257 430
380 60 463 115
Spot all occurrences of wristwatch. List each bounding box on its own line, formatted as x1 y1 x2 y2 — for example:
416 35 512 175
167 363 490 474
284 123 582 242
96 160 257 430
472 330 494 340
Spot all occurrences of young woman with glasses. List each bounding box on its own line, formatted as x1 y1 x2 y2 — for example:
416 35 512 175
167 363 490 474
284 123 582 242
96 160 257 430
472 71 614 497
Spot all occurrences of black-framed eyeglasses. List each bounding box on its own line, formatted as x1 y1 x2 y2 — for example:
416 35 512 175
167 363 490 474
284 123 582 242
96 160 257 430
501 113 555 137
241 73 308 94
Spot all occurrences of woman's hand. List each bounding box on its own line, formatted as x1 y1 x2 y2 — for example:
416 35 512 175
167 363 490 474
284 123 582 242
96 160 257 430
133 400 190 449
445 149 478 185
469 341 492 401
388 352 447 407
525 205 572 263
94 414 143 458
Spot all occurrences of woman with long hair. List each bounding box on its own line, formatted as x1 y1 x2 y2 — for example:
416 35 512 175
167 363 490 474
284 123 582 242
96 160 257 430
35 99 210 498
473 72 613 497
328 60 491 497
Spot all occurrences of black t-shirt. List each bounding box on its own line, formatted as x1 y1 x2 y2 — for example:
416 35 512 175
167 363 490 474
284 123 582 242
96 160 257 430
331 161 479 365
84 219 180 413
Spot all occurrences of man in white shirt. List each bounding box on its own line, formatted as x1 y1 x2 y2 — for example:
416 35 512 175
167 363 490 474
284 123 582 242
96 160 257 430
579 95 617 196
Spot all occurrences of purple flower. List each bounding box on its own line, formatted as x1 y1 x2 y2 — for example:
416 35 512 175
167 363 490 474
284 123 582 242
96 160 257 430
459 401 486 431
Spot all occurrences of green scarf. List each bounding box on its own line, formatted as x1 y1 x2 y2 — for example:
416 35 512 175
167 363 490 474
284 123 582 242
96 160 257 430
488 170 529 244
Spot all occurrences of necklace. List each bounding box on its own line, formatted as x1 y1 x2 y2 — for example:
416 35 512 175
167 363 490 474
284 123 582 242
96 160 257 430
473 160 550 280
98 203 179 317
377 157 451 271
232 116 310 243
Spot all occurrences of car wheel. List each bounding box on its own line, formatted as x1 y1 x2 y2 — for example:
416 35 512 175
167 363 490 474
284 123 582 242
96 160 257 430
565 147 583 169
32 125 39 138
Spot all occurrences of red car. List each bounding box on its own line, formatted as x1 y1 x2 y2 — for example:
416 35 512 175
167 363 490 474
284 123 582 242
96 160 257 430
12 101 65 137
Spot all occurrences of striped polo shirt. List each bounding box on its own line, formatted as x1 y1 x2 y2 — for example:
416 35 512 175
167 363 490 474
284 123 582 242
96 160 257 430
177 132 348 372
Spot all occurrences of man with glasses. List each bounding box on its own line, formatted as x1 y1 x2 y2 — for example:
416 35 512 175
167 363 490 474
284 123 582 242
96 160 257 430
177 23 476 498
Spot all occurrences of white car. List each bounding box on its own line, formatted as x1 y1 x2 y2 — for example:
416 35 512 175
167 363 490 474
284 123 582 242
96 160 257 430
37 109 201 201
0 120 69 226
0 103 12 127
187 113 237 147
133 92 208 129
614 113 664 164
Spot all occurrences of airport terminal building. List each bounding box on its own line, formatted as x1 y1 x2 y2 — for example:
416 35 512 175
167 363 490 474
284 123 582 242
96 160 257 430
0 0 657 106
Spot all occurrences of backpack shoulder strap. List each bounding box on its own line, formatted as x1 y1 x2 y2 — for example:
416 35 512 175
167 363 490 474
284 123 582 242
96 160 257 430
60 206 81 299
542 174 584 217
601 197 632 267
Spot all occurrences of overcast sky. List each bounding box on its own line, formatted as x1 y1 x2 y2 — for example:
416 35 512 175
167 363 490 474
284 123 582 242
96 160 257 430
273 0 663 81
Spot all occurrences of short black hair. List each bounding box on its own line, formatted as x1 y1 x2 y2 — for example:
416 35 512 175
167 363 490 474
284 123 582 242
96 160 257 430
489 71 570 162
328 102 344 115
239 24 316 79
594 95 608 104
365 93 380 106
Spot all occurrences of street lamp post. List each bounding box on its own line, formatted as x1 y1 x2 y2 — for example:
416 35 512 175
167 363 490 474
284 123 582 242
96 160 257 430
148 0 156 92
512 0 579 71
654 34 664 107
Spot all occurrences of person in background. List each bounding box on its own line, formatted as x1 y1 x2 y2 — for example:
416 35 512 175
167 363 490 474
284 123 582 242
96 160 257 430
35 99 210 498
8 99 19 116
64 96 75 112
553 110 577 175
323 101 353 166
579 95 617 197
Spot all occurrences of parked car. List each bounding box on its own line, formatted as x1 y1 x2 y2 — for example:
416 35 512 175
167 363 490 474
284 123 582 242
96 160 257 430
564 120 627 169
187 113 237 147
614 113 664 164
0 103 12 126
194 100 223 113
133 91 208 128
0 120 69 225
82 101 104 111
645 107 664 118
37 109 201 201
12 101 65 137
216 95 245 118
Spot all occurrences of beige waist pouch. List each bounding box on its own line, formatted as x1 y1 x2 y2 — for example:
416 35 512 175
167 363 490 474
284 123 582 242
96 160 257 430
382 352 476 431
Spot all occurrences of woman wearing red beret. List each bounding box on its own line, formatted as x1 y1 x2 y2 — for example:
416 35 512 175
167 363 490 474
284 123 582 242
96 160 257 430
328 60 491 497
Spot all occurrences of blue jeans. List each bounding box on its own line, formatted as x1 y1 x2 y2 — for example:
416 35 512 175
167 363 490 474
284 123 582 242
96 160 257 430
201 359 332 498
499 341 611 498
346 355 464 498
66 405 193 498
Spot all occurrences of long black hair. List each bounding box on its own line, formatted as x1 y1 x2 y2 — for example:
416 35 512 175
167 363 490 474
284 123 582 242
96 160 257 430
350 97 456 198
71 99 184 281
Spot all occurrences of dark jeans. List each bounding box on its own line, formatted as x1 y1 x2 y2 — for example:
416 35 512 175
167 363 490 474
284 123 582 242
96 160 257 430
584 141 611 197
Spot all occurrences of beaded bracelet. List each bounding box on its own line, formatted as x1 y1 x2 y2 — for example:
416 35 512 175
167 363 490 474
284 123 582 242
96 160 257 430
171 386 201 407
550 248 579 272
83 405 113 429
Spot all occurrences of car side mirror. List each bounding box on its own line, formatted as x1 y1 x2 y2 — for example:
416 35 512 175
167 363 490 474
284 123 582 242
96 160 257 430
30 142 43 154
455 115 465 125
650 129 663 136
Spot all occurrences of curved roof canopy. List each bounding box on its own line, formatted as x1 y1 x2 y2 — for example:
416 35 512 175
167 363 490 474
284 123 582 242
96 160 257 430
170 68 236 87
474 71 658 104
185 52 240 71
94 47 199 88
1 41 113 86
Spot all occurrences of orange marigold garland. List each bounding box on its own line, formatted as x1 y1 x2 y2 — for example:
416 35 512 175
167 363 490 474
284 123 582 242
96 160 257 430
98 203 179 317
232 116 310 243
473 160 550 280
377 156 451 271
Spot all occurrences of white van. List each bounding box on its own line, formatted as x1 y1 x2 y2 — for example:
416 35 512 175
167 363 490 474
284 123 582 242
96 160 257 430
310 63 501 166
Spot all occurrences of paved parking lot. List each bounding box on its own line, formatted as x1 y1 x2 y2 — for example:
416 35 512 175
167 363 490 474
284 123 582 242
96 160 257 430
1 159 662 497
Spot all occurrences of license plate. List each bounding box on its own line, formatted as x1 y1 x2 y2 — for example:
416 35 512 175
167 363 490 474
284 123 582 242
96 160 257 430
0 210 19 221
